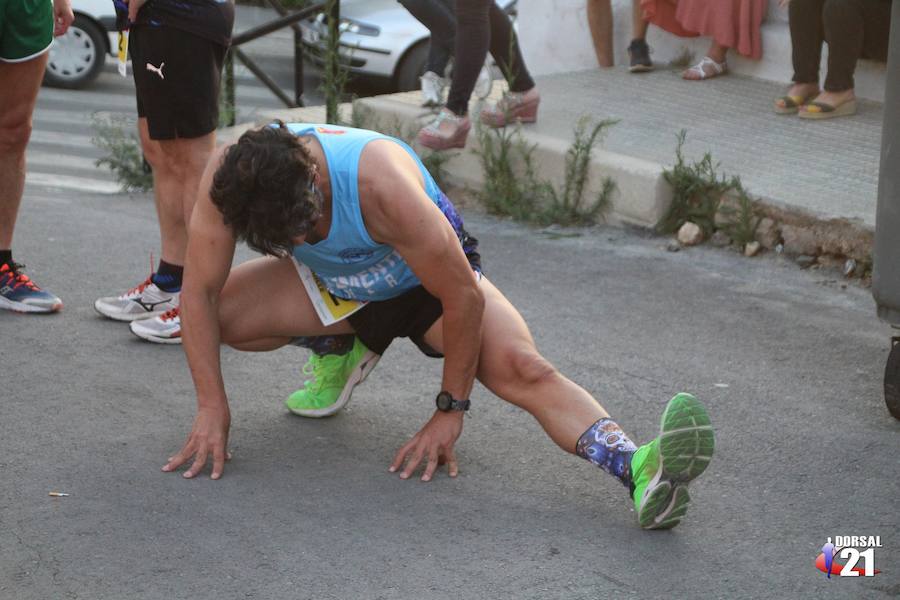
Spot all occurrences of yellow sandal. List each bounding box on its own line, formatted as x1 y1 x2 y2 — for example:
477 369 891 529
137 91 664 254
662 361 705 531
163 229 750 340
773 89 819 115
799 99 858 120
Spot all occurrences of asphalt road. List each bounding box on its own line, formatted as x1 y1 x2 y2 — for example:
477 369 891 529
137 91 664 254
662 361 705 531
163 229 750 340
1 182 898 599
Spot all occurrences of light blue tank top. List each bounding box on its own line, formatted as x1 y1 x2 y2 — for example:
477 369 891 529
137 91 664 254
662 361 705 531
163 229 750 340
288 123 446 301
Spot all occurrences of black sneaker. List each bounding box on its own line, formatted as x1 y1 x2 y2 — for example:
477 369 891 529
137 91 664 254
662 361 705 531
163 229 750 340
628 39 653 73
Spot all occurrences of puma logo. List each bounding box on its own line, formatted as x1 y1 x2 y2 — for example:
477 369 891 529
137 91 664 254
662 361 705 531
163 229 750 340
146 62 165 80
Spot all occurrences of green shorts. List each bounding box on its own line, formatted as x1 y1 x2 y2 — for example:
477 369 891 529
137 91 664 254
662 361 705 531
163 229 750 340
0 0 54 62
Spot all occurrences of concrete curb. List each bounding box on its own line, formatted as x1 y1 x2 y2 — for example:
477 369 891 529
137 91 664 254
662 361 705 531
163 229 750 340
351 94 672 229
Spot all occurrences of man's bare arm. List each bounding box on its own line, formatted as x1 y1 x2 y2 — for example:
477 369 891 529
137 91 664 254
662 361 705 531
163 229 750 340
361 140 484 402
359 141 484 481
162 146 238 480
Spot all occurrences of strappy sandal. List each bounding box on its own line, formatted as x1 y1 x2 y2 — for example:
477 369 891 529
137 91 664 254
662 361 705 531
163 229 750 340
682 56 727 81
799 98 857 120
773 88 820 115
417 108 472 150
480 88 540 128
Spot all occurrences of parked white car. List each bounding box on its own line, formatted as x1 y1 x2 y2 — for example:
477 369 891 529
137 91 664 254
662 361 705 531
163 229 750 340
300 0 516 91
44 0 118 89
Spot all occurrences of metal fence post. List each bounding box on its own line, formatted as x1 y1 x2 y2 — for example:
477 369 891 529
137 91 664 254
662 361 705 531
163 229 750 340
326 0 340 124
223 49 236 127
294 25 305 107
874 2 900 325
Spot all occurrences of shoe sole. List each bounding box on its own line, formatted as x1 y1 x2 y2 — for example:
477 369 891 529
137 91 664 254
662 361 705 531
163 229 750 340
773 106 800 115
480 99 539 128
0 295 63 314
798 100 857 120
287 350 380 418
129 323 182 345
94 300 171 322
629 65 654 73
417 121 471 151
638 393 714 530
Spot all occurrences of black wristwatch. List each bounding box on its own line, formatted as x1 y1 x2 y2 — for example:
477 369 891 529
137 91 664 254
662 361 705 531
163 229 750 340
435 391 470 412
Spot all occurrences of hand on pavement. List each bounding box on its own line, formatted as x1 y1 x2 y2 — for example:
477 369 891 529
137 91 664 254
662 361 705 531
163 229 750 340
162 406 232 480
390 410 463 482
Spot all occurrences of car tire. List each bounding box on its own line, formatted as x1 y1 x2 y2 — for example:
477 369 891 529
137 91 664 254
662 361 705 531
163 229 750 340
44 14 107 89
394 40 429 93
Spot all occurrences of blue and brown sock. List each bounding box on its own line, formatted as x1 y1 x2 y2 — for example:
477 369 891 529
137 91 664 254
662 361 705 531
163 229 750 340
290 334 355 356
576 417 637 489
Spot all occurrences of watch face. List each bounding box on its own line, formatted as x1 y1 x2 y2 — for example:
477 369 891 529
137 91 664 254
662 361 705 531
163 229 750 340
436 393 452 411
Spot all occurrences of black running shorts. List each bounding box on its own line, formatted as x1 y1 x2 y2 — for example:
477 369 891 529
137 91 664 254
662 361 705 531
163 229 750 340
129 25 226 140
346 248 482 358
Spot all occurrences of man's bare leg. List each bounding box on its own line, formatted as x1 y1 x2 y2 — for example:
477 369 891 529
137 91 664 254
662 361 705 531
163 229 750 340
0 55 47 250
632 0 649 40
140 120 215 267
96 125 216 330
627 0 653 72
0 54 63 313
587 0 614 67
215 256 355 349
423 277 607 451
420 277 714 529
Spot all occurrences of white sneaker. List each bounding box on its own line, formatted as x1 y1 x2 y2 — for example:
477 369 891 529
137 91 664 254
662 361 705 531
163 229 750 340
130 307 182 344
94 277 179 322
474 63 493 99
420 70 446 107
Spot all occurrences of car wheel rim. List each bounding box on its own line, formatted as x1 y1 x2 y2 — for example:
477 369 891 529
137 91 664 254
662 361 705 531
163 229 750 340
47 27 97 80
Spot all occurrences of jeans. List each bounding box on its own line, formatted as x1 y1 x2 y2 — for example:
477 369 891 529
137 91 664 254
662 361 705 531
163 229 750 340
398 0 456 75
446 0 534 115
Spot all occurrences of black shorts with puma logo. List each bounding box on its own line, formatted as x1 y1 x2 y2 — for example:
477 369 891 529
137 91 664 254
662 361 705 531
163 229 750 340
130 25 226 140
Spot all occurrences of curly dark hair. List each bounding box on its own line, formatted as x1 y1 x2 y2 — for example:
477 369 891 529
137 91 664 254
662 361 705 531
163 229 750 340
210 121 322 257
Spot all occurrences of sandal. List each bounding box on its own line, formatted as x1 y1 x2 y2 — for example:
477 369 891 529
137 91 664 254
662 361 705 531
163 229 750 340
480 87 540 128
682 56 727 81
417 108 472 150
773 88 820 115
799 99 857 120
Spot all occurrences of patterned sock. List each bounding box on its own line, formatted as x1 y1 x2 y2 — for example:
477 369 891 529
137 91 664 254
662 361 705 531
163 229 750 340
576 417 637 488
290 334 355 356
152 260 184 292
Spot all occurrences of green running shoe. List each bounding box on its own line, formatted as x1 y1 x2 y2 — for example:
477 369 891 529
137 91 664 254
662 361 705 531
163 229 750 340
630 393 714 530
285 338 380 418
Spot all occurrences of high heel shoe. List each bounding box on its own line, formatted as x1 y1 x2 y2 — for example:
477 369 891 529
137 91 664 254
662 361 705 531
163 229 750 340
479 88 540 128
417 108 472 150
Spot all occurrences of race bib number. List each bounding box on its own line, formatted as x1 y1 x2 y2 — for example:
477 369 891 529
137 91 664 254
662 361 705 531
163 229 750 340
293 260 366 326
117 31 129 77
